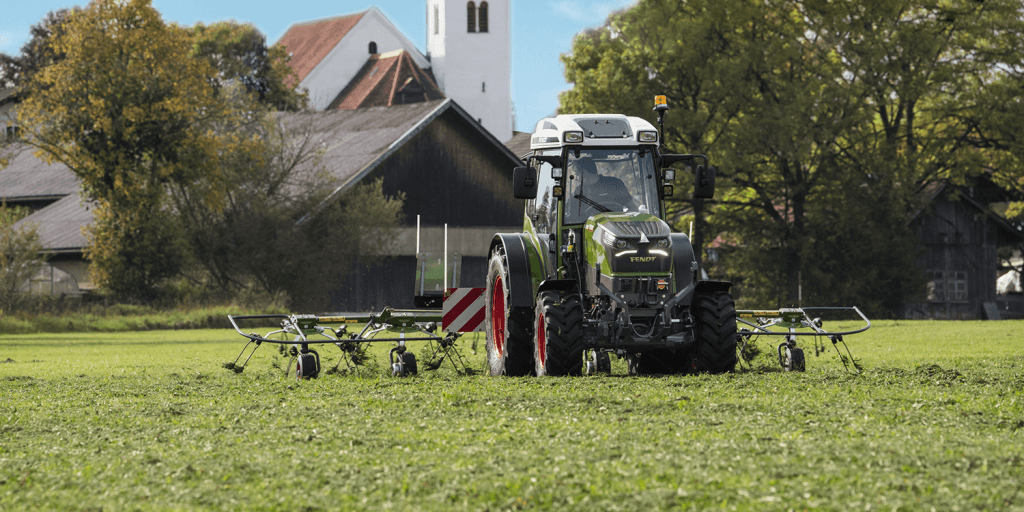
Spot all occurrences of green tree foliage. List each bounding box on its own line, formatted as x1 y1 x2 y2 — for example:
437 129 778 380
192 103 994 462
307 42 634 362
189 21 307 111
560 0 1024 316
0 205 46 312
16 0 229 302
169 113 405 311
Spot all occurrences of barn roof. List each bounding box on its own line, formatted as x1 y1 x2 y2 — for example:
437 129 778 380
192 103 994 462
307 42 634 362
328 50 444 110
12 193 94 254
275 11 366 84
503 131 532 159
0 144 80 203
915 181 1024 241
289 98 524 223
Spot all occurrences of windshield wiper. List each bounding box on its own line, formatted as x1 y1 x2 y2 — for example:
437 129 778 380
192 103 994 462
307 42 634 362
574 194 612 213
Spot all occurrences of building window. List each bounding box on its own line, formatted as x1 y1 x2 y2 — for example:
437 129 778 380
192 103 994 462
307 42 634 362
479 2 489 32
434 5 439 34
5 124 18 140
467 2 476 32
928 270 968 303
482 82 486 92
368 41 377 54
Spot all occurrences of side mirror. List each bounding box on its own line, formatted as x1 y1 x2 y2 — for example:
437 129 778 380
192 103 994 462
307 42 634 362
694 165 716 199
534 154 563 168
513 166 538 199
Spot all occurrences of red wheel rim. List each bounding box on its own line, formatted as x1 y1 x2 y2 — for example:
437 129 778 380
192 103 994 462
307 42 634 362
491 275 506 357
536 314 546 368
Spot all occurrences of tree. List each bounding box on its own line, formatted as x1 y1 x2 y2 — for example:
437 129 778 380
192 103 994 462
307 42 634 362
16 0 229 301
168 112 405 310
189 21 307 111
560 0 1024 316
0 205 46 312
0 8 79 90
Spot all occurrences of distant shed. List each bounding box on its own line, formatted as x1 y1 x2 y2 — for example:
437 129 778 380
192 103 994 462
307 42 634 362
905 181 1024 319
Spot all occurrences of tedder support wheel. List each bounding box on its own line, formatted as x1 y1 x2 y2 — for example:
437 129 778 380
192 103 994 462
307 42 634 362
485 248 534 376
402 352 418 376
781 345 805 372
584 349 611 375
692 290 738 374
533 291 584 376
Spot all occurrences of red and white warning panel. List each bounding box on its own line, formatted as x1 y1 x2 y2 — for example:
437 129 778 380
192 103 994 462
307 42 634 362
443 287 485 332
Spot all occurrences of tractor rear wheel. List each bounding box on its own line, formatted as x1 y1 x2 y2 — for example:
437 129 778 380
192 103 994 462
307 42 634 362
533 291 584 376
485 249 534 376
692 290 738 373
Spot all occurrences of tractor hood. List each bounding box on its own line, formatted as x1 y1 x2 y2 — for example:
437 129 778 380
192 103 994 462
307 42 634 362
584 212 673 275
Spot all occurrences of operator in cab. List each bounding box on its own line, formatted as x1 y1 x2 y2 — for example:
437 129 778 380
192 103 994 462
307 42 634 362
569 155 638 217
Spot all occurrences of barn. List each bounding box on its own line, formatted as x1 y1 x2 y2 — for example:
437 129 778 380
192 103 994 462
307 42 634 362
286 99 524 311
905 180 1024 320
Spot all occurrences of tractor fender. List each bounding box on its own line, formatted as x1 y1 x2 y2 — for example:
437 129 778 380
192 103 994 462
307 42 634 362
490 233 538 309
694 280 733 295
537 279 579 295
669 233 696 294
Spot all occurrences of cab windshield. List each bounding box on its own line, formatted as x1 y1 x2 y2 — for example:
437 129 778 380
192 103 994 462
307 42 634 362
564 149 660 225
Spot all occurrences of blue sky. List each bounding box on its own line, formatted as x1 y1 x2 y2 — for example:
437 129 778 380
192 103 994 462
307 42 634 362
0 0 636 133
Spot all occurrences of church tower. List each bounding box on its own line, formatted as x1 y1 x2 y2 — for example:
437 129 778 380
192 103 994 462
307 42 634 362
426 0 513 142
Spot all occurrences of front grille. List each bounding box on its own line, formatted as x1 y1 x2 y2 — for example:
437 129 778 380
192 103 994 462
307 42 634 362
614 221 669 237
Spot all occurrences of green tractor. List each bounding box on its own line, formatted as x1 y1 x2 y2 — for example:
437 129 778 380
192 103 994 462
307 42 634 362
485 96 737 376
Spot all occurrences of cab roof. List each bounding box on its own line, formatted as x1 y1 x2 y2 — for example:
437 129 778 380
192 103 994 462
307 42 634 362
530 114 659 150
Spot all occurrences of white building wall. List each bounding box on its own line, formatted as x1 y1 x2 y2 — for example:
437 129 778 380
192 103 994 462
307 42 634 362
302 8 431 110
427 0 512 142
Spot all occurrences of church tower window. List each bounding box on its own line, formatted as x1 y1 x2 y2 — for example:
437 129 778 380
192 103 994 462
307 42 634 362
368 41 377 54
479 2 488 32
434 5 439 34
467 2 476 33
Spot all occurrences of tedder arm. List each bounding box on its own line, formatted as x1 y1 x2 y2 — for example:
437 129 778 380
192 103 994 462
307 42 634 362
224 307 470 379
735 307 871 373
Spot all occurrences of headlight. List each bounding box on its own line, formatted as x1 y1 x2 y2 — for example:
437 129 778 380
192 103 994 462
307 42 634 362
638 130 658 143
615 239 627 249
656 238 670 248
563 131 583 143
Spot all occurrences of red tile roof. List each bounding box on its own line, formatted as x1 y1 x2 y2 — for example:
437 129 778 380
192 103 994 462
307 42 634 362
276 11 365 84
329 50 445 110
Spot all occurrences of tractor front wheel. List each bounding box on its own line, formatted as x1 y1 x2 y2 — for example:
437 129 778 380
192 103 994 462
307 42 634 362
692 290 738 373
485 248 534 376
533 291 584 376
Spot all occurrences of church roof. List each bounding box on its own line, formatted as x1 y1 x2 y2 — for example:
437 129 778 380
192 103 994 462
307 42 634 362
328 50 444 110
276 11 367 84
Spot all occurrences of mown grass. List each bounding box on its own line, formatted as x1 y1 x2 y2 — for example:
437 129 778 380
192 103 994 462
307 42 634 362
0 320 1022 511
0 305 281 335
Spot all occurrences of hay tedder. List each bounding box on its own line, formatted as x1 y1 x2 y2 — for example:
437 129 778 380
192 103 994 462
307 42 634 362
223 222 486 379
225 306 472 379
736 307 871 372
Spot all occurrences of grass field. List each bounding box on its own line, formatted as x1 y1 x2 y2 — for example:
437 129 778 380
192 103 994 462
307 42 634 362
1 320 1022 511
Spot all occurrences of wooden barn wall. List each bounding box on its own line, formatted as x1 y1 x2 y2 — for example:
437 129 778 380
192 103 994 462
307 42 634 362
329 256 488 312
905 198 999 319
373 110 524 228
328 111 525 311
